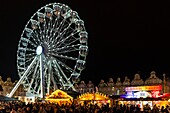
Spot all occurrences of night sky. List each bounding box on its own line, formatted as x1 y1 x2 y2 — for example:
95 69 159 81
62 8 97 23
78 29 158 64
0 0 170 86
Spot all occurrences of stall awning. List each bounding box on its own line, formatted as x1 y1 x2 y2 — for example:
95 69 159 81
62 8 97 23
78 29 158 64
77 92 110 101
45 89 73 100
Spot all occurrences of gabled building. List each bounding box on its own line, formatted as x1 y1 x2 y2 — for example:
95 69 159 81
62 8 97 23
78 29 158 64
75 71 170 98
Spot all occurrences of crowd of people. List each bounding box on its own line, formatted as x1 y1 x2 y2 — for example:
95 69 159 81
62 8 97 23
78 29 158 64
0 100 170 113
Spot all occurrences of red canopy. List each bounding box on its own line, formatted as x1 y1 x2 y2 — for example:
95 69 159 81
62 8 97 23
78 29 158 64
159 93 170 98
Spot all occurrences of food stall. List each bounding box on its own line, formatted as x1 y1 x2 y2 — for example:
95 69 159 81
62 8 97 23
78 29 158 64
120 85 170 109
45 89 73 105
76 92 112 107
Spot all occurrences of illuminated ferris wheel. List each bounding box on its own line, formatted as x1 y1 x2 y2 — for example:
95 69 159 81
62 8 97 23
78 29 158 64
8 2 88 98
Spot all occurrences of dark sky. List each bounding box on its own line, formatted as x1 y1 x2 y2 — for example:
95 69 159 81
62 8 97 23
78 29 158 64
0 0 170 85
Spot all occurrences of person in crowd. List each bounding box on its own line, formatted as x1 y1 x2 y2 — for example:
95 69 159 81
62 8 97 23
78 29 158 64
151 104 159 113
0 100 169 113
10 106 17 113
143 104 151 113
31 105 38 113
38 104 47 113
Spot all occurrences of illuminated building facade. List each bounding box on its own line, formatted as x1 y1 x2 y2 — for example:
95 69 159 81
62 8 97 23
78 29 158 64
0 71 170 99
75 71 170 97
0 76 25 97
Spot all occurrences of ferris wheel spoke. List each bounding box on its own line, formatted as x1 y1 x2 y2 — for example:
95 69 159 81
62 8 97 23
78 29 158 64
30 69 41 93
45 22 52 43
29 19 42 43
52 22 72 45
54 60 73 88
30 32 41 46
56 44 80 54
25 53 36 58
52 14 60 27
56 17 66 34
32 83 39 94
51 53 78 61
47 18 53 31
43 65 49 92
46 64 51 94
43 11 53 42
44 65 49 81
38 19 45 41
25 29 39 46
49 15 60 38
41 20 49 42
34 30 42 44
53 18 67 40
37 25 44 41
53 24 75 46
33 74 40 92
49 16 74 46
43 16 48 34
19 47 36 53
52 63 64 83
56 59 75 73
44 57 58 90
53 48 79 54
26 48 36 52
56 30 79 47
50 14 61 33
25 56 34 61
53 65 65 87
25 63 38 86
58 37 80 49
51 43 80 52
53 60 73 89
27 59 40 92
59 19 71 34
50 23 69 45
53 59 69 80
25 56 35 64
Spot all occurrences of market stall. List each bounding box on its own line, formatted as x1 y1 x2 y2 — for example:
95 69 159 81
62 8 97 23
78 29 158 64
120 85 170 109
76 92 112 106
45 89 73 105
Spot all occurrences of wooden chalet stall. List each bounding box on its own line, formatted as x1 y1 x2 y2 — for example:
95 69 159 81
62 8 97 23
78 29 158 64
45 89 73 105
76 92 112 106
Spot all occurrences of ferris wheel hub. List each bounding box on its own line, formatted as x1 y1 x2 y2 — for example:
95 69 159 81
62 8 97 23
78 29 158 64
42 42 50 57
36 45 43 55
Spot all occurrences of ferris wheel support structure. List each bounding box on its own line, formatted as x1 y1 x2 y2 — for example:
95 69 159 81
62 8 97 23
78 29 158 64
8 56 38 98
40 54 45 98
